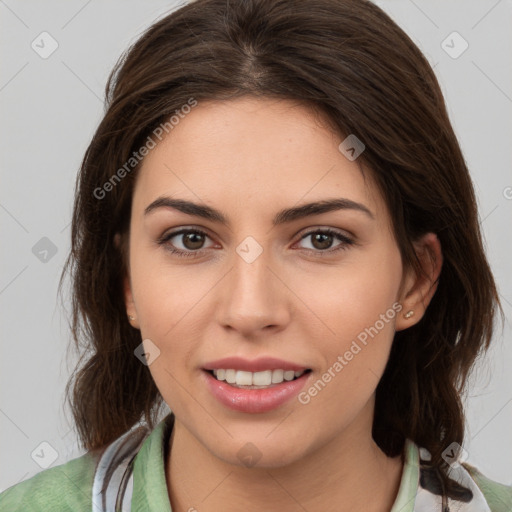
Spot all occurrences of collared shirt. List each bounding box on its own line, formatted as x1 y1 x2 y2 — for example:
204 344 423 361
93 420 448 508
0 413 510 511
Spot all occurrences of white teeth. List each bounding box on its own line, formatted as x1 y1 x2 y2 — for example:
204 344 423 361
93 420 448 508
271 369 284 384
236 371 253 386
253 370 272 386
211 368 306 386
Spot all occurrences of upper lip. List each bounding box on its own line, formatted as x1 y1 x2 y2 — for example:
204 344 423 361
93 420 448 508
203 356 309 372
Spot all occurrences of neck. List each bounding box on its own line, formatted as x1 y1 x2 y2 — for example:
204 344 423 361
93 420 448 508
165 406 404 512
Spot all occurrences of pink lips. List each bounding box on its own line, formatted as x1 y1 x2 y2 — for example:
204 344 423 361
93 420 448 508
203 356 308 373
201 356 311 413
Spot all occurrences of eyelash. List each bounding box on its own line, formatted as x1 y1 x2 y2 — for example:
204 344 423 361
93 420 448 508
157 228 354 258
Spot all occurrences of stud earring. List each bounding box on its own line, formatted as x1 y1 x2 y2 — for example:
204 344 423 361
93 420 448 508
403 310 414 319
128 315 135 321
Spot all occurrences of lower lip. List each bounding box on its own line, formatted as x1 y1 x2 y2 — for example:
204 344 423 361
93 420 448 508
202 370 311 413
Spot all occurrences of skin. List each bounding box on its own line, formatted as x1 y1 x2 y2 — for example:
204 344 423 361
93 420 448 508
123 96 442 512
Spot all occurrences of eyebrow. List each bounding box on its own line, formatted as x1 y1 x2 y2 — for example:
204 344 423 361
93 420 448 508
144 196 375 225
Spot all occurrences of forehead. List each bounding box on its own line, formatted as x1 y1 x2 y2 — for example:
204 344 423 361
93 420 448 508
133 96 386 223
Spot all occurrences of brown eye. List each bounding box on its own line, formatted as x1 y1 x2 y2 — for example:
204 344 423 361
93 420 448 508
297 228 354 255
181 232 206 250
158 228 215 258
310 232 335 250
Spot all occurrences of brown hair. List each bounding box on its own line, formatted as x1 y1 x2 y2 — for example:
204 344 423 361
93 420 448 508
61 0 502 496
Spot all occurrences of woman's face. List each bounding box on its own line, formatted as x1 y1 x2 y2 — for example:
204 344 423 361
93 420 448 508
125 96 415 467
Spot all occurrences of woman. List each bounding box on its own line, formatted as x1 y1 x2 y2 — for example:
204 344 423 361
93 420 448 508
1 0 510 510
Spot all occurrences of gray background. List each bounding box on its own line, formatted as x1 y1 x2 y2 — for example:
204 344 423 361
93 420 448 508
1 0 511 492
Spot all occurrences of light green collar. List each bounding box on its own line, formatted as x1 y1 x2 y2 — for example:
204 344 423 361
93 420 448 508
390 438 420 512
131 414 173 512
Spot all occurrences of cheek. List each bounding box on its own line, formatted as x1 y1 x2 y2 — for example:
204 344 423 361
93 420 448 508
301 247 401 330
129 248 223 408
129 237 212 336
129 256 211 413
292 265 402 433
292 246 403 379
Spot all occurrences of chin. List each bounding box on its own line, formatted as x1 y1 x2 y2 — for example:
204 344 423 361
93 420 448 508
204 432 309 470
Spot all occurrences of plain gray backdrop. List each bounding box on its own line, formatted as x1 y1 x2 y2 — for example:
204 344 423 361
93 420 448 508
1 0 511 492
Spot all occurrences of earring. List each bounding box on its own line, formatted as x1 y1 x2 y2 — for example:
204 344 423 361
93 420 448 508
403 310 414 319
128 314 135 321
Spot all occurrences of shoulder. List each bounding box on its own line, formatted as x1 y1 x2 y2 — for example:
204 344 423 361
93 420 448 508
462 462 512 512
0 450 100 511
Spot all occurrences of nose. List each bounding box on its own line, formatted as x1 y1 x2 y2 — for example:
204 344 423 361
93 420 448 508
215 246 291 337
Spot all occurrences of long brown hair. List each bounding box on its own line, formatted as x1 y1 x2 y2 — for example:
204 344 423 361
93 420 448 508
61 0 502 496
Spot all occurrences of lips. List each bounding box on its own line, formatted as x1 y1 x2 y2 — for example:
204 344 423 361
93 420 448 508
203 356 309 373
202 370 311 413
201 356 312 413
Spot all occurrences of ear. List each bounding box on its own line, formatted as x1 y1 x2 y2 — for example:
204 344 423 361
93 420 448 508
395 232 442 331
114 232 140 330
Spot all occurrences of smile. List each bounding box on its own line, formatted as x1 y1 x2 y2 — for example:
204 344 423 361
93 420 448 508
202 369 312 413
210 368 308 388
